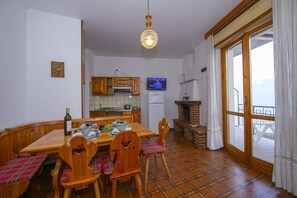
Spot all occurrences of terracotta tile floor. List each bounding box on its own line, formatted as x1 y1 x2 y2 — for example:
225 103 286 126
21 130 295 198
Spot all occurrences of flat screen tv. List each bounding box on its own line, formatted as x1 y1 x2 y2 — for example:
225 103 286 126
147 77 167 90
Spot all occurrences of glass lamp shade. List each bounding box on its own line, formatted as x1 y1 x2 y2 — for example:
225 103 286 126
140 27 158 49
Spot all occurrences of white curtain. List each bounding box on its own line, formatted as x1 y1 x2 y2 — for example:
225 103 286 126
207 35 224 150
272 0 297 196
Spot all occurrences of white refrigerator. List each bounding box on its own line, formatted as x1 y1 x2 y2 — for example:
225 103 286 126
148 92 165 135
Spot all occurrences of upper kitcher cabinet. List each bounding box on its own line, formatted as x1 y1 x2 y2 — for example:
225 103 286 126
92 77 114 95
131 77 140 95
92 77 140 95
113 77 131 87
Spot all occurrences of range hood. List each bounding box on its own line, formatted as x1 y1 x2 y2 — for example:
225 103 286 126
112 86 132 92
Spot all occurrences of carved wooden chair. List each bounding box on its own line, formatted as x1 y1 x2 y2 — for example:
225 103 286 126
109 131 142 198
141 117 171 191
59 136 102 198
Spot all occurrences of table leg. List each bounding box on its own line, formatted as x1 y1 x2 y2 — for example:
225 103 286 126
51 155 63 198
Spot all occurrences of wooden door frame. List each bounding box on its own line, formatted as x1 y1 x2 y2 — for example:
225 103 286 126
221 21 274 176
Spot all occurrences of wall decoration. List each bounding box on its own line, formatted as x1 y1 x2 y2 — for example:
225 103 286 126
51 61 64 78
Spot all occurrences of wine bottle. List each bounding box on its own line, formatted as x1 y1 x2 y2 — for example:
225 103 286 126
64 108 72 136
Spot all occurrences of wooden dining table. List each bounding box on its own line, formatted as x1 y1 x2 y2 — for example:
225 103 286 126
20 122 155 198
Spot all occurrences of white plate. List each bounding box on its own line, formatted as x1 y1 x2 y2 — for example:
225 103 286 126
87 131 97 137
111 128 120 135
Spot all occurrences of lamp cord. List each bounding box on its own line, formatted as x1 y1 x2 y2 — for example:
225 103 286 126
147 0 150 15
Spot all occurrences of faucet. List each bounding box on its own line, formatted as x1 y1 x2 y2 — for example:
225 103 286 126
99 103 102 109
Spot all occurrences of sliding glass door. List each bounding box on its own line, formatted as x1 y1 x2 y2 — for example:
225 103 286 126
222 24 275 170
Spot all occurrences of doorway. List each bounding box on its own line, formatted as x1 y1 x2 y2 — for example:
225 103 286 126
222 23 275 174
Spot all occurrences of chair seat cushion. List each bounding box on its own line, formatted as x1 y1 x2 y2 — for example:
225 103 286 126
100 154 113 175
141 140 165 155
0 154 48 185
61 154 103 183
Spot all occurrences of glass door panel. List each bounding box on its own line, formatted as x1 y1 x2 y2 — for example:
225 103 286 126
250 27 275 116
228 115 244 151
250 27 275 163
226 42 244 113
252 119 275 163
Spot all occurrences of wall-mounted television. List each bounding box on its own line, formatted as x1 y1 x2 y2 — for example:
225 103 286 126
147 77 167 90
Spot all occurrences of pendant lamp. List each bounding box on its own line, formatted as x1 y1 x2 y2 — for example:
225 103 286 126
140 0 158 49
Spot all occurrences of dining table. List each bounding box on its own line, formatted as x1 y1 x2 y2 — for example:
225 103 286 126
20 122 155 198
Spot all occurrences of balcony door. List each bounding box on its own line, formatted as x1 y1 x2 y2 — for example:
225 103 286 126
222 24 275 174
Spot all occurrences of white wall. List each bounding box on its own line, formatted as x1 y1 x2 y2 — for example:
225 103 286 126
182 40 208 126
0 0 27 130
93 56 183 128
26 10 82 122
84 49 95 118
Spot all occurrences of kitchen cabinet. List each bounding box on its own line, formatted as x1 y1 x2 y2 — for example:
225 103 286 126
113 77 131 87
92 76 140 95
132 110 141 124
90 111 106 118
92 77 114 95
132 77 140 95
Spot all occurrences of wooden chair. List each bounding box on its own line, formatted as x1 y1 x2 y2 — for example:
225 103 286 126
109 131 142 198
141 117 171 192
59 136 102 198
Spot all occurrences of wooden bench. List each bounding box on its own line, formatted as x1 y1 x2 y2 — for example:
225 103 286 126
0 153 47 198
0 115 133 197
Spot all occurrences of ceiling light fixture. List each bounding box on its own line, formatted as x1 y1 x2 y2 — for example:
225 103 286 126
140 0 158 49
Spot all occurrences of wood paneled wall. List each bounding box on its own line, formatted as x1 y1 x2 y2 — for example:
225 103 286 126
0 116 133 166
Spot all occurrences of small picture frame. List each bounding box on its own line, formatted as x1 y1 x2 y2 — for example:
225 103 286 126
51 61 64 78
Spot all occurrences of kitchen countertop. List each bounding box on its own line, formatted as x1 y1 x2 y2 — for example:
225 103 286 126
90 107 141 112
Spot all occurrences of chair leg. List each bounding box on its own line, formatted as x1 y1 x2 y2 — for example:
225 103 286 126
144 156 150 192
63 188 71 198
111 180 117 198
134 175 143 198
99 176 104 192
104 175 109 192
160 153 171 178
93 181 100 198
154 155 158 169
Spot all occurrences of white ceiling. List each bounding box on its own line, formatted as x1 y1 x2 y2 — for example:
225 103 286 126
23 0 241 59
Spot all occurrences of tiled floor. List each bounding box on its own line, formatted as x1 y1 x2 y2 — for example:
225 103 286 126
21 130 294 198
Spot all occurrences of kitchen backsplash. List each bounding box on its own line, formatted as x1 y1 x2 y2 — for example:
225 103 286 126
90 92 141 109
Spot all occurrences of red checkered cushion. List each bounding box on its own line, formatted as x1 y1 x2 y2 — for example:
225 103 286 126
100 154 113 175
61 154 103 183
141 140 165 155
0 154 47 185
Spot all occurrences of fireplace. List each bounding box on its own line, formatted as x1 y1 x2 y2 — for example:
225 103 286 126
173 100 207 148
175 101 201 125
183 105 190 122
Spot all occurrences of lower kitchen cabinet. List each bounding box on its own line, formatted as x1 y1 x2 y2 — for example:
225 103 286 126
90 110 141 124
90 111 106 118
132 110 141 124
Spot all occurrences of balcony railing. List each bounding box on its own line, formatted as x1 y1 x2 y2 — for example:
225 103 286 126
237 104 275 116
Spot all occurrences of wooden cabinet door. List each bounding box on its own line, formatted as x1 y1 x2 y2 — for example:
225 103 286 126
92 77 107 95
132 110 141 123
113 77 131 87
132 77 140 95
90 111 106 118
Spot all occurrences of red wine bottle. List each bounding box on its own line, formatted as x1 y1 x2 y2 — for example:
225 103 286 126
64 108 72 136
